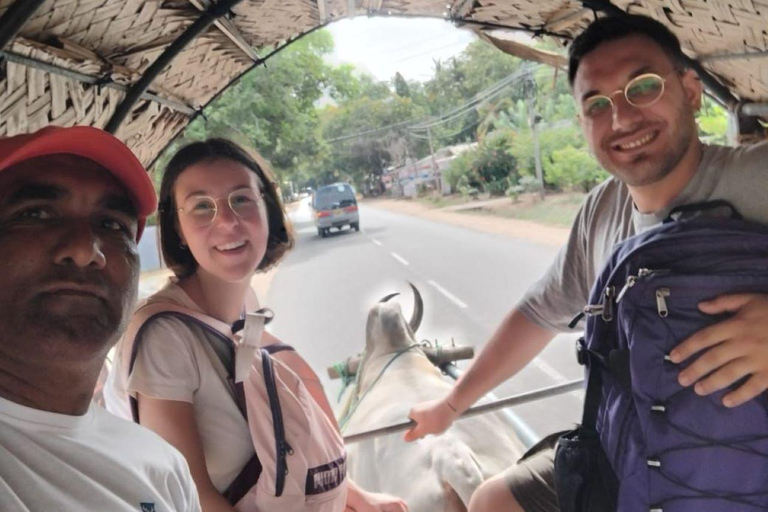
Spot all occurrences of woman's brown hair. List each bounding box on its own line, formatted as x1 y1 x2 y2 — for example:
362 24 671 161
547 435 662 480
158 138 294 278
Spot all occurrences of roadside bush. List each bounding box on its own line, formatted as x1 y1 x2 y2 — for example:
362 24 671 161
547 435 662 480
457 175 479 200
511 124 588 191
445 151 477 191
518 175 541 194
473 130 518 185
487 178 509 197
506 184 524 202
544 145 608 192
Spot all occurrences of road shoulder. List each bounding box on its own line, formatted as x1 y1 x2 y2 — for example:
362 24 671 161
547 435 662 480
363 198 570 248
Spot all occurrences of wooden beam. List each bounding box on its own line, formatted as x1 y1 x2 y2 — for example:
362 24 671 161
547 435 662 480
733 104 767 144
0 50 196 115
543 7 590 32
188 0 261 63
0 0 46 51
316 0 328 23
147 22 330 170
105 0 244 134
699 50 768 63
741 103 768 117
327 345 475 379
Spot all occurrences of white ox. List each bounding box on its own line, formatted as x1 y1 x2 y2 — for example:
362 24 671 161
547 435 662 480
337 285 525 512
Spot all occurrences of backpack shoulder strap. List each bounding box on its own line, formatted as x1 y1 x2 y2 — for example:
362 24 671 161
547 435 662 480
126 302 244 419
126 301 261 505
576 337 607 429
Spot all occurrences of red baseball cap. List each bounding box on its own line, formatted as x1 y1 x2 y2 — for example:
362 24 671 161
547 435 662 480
0 126 157 240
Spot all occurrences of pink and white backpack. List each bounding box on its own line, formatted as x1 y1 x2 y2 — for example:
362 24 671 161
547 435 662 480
114 292 348 512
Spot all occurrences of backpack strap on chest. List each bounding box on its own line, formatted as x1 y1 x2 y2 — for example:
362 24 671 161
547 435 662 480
126 302 265 506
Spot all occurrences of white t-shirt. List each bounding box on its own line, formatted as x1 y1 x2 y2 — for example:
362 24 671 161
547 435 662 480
0 395 200 512
105 283 255 492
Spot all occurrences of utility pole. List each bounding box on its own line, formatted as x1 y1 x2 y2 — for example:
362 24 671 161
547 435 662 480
524 71 545 200
427 127 441 194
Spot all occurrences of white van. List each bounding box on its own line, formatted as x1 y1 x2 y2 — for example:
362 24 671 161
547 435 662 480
312 183 360 237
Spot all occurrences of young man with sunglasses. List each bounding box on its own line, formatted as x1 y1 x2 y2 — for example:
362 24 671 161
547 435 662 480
406 13 768 512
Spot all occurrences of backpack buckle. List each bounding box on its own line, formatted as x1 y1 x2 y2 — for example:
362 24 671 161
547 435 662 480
576 338 587 366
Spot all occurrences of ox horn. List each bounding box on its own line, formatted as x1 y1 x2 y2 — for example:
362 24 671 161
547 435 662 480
408 282 423 334
379 292 400 303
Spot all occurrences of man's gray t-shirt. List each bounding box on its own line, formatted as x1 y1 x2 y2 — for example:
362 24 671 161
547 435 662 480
519 141 768 332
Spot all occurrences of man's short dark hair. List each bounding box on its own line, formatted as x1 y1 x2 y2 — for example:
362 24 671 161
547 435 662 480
568 14 687 86
158 138 294 278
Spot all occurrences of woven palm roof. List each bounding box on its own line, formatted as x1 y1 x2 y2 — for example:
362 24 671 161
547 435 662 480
1 0 766 168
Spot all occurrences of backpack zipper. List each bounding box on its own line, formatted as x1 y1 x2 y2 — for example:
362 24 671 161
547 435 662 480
586 268 673 323
261 350 291 496
616 268 671 303
655 288 670 317
583 286 615 322
615 275 638 303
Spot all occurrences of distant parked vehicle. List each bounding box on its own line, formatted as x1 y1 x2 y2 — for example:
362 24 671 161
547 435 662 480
312 183 360 238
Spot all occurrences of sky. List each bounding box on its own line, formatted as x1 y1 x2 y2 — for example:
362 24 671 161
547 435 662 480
326 17 477 83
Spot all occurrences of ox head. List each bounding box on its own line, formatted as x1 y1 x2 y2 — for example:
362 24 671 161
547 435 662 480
364 282 423 357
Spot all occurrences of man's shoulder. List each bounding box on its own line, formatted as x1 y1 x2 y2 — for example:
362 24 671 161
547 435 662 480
580 176 631 222
91 405 187 465
584 176 627 201
704 141 768 172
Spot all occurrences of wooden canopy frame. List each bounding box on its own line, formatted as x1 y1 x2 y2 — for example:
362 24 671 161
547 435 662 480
1 0 766 169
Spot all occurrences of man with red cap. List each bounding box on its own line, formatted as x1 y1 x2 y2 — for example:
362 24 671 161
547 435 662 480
0 126 200 511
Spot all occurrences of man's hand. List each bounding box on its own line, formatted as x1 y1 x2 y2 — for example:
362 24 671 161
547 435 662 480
345 487 408 512
669 293 768 408
403 398 460 442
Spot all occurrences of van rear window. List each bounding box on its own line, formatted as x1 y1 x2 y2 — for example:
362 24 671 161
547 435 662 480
314 185 355 209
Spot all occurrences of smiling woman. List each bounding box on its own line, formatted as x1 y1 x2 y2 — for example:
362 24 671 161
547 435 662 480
104 138 408 512
105 139 300 511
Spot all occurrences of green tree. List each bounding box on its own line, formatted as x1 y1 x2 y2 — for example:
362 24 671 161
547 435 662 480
393 72 410 98
697 95 729 145
472 130 518 186
320 94 428 188
544 145 608 192
444 149 477 190
173 30 340 186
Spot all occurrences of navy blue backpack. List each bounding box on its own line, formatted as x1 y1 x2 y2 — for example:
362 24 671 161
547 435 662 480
555 201 768 512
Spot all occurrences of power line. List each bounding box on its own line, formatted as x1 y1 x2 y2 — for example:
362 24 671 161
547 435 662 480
387 40 473 66
325 118 419 143
409 63 541 131
409 118 481 140
323 62 549 143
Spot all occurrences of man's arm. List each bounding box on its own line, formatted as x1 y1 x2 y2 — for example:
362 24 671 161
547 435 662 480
138 396 236 512
405 309 557 441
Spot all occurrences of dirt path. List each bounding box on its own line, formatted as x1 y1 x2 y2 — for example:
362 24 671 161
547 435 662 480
363 197 570 248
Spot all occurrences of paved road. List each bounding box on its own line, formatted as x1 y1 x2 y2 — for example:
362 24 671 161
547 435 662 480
265 197 584 441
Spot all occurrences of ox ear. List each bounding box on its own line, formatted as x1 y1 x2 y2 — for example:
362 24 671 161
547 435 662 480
408 282 423 334
379 292 400 303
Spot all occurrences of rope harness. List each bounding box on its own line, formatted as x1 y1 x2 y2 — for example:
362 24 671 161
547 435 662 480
338 344 421 431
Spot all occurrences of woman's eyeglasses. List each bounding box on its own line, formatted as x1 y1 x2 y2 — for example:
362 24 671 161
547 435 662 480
580 73 668 120
178 188 264 227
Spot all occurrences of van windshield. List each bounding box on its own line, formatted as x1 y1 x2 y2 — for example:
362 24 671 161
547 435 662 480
314 185 356 209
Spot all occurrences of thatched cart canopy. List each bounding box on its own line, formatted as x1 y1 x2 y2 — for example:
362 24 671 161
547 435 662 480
1 0 767 168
